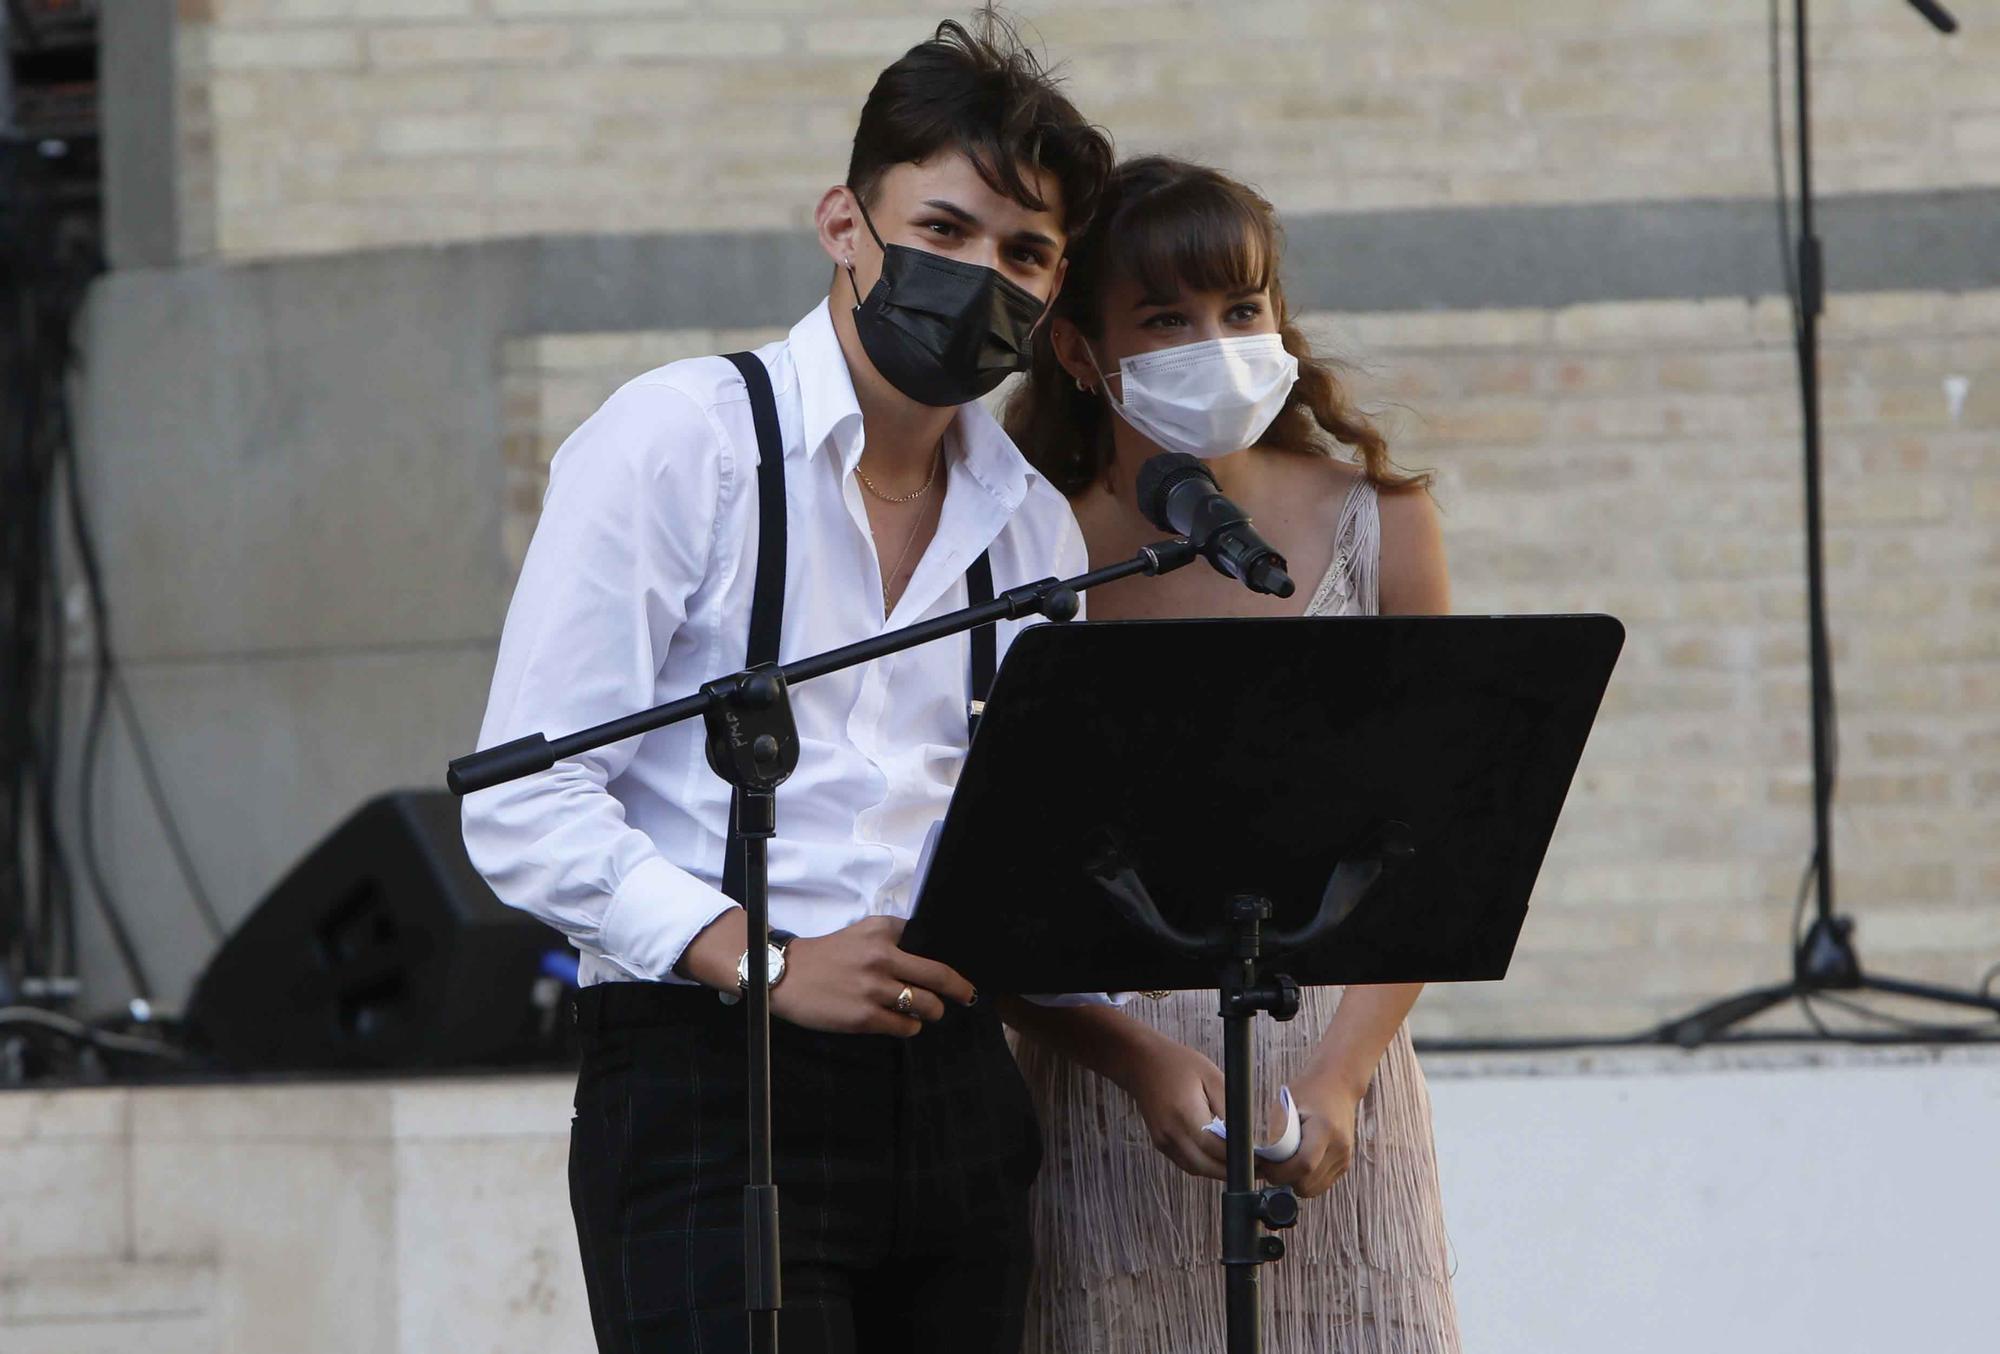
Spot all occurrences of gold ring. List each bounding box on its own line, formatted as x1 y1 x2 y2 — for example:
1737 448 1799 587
894 985 916 1016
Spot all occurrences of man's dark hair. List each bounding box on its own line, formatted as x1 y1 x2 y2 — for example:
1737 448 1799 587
847 13 1114 239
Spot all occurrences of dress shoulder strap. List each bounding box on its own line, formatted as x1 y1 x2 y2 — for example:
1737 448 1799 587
1304 472 1381 617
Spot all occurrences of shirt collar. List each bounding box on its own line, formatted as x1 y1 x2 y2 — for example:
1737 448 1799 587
786 298 1037 513
788 299 863 468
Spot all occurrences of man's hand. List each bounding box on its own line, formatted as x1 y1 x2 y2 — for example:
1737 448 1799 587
680 911 972 1036
772 916 974 1036
1109 1032 1229 1181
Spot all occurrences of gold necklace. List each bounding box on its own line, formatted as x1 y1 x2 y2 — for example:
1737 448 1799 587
856 443 943 504
879 479 939 612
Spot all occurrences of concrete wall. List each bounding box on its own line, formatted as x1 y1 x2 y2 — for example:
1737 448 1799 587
8 1045 1998 1352
63 4 2000 1037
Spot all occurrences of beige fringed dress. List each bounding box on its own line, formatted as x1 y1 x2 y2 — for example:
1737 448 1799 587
1017 477 1462 1353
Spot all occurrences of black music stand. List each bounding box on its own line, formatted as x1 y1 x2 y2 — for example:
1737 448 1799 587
901 614 1624 1354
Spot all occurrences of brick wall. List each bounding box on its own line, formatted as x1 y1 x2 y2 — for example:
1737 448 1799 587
171 0 1999 261
502 290 2000 1037
1341 289 2000 1036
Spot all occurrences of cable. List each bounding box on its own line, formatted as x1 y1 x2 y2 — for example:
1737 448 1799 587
0 132 95 1000
51 323 223 961
31 404 75 979
1768 0 1803 340
0 1004 185 1060
54 349 227 972
1414 1024 1997 1054
1771 0 1842 800
1787 854 1835 1038
1806 992 1998 1039
1 112 225 1002
59 419 156 999
110 636 224 943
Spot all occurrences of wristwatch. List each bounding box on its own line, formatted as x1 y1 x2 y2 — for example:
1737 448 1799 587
718 929 797 1006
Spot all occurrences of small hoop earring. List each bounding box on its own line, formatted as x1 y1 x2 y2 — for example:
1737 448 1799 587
1075 377 1091 394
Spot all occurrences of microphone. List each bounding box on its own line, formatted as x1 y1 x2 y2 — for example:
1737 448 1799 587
1136 453 1296 598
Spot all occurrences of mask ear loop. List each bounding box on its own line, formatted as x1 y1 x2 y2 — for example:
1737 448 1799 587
843 189 891 311
1078 336 1123 407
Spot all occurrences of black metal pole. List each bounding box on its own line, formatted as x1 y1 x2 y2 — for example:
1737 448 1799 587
1222 1005 1260 1350
739 787 780 1353
1220 911 1263 1354
1794 0 1837 933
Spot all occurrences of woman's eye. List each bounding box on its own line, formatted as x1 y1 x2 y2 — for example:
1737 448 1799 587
1142 313 1184 330
1230 302 1263 322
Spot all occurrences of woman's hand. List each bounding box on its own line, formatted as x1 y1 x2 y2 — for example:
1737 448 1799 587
1110 1032 1230 1181
1258 1080 1362 1199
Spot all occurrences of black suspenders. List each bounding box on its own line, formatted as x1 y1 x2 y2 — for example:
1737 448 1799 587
726 352 792 673
718 351 995 905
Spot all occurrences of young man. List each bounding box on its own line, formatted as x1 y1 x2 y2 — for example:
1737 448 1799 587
461 20 1113 1354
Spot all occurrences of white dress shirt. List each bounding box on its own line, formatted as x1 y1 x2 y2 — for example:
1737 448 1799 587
462 300 1088 987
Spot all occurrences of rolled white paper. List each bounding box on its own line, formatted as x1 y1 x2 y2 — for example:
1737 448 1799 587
1201 1083 1302 1163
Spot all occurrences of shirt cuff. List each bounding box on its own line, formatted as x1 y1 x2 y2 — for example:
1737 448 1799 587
595 854 740 982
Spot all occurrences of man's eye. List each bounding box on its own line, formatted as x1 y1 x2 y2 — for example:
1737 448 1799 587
924 220 960 238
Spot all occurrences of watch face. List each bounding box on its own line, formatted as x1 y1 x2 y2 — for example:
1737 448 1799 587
738 944 788 991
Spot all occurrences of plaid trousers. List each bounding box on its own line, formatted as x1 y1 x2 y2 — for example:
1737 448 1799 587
569 981 1042 1354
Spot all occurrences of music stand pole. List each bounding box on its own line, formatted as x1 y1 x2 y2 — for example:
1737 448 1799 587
1218 896 1300 1353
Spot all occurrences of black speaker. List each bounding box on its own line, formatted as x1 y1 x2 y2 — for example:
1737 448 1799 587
186 791 575 1072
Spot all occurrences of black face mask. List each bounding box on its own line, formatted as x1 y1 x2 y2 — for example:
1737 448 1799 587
845 199 1049 408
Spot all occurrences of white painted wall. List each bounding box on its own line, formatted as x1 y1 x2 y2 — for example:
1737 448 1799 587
1428 1046 2000 1354
5 1044 1996 1353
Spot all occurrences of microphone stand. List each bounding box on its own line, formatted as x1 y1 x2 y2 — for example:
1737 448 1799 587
1653 0 1992 1047
448 537 1200 1353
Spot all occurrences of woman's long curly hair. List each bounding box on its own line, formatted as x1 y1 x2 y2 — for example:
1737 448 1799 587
1004 155 1429 499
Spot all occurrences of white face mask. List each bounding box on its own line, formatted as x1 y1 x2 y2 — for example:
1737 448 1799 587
1087 332 1300 460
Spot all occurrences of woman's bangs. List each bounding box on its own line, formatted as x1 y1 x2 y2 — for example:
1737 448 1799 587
1118 183 1277 304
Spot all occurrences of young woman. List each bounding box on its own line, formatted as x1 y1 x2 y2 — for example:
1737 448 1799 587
1001 156 1461 1352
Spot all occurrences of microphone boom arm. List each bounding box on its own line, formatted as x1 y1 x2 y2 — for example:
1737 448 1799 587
448 536 1203 795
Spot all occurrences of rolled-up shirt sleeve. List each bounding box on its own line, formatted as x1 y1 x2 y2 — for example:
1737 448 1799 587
461 378 738 982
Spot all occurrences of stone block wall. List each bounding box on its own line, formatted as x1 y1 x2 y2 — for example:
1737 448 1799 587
155 0 2000 262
